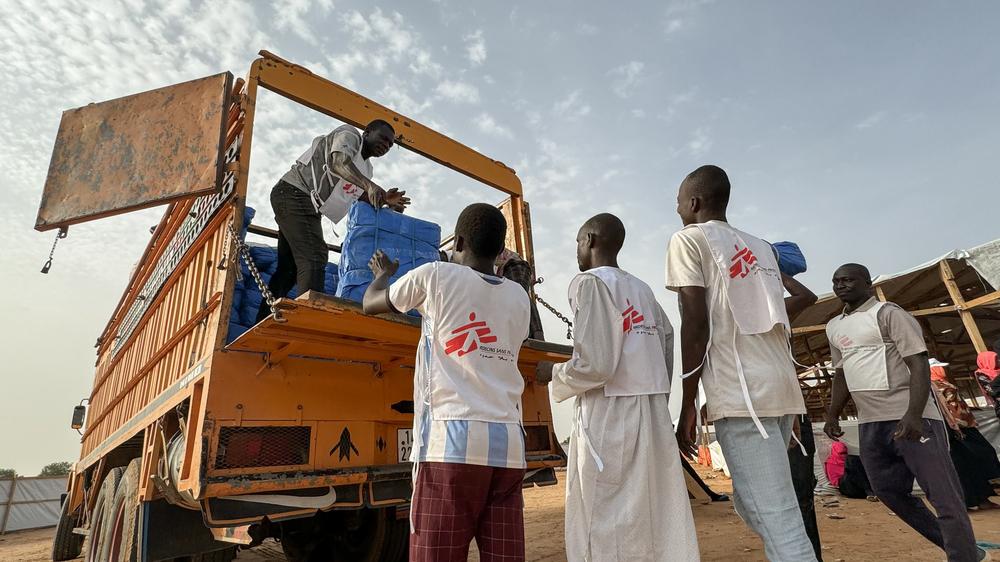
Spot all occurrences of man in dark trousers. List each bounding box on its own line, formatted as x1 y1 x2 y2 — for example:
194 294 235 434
255 119 409 323
824 263 986 562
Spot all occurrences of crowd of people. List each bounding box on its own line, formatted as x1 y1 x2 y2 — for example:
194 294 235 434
266 120 998 561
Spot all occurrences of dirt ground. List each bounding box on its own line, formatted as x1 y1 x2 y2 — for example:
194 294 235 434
3 466 998 562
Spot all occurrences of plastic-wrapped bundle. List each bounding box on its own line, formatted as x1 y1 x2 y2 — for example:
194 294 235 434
336 203 440 303
772 241 807 277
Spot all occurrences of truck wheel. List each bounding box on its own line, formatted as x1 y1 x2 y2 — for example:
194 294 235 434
51 496 84 561
107 459 142 562
334 508 404 562
378 511 409 562
83 466 125 562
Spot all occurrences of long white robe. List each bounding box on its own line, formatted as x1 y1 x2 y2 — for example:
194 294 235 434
552 276 701 562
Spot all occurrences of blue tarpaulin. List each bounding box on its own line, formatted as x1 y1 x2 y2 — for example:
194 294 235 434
772 241 808 277
336 203 440 304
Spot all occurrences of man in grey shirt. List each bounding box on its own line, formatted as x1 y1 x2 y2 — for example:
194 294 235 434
824 263 984 562
255 119 408 323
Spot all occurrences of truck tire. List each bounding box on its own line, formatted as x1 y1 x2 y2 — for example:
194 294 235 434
51 496 84 561
84 466 125 562
280 508 406 562
107 458 142 562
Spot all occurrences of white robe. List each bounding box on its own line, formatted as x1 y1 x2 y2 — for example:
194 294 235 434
552 276 701 562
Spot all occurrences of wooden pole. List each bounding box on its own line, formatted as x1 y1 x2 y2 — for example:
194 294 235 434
875 286 888 302
939 260 988 353
0 477 17 535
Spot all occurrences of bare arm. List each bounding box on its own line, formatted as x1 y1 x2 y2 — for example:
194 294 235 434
896 352 932 441
329 152 409 211
362 250 400 315
782 273 817 321
676 286 709 457
823 368 850 439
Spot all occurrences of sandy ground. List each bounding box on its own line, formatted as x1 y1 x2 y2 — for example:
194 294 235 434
4 466 998 562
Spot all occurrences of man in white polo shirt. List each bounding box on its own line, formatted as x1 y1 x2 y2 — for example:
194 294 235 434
666 165 818 562
824 263 984 562
255 119 409 323
363 203 530 562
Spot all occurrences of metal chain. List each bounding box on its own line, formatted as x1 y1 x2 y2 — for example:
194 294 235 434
533 291 573 340
227 222 285 323
40 227 68 274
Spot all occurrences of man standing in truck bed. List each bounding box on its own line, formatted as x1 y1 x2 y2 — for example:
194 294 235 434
255 119 410 323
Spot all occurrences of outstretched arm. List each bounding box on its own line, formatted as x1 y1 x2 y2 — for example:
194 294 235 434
362 250 400 315
330 152 410 211
782 273 817 321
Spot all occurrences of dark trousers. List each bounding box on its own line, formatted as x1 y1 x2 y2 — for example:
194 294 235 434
860 419 978 562
789 415 822 561
409 462 525 562
255 181 328 324
948 426 1000 507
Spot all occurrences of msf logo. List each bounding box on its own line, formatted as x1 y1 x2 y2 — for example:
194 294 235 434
729 244 759 279
445 313 498 357
622 300 645 334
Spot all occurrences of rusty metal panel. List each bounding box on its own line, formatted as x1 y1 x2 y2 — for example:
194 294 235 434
36 72 233 231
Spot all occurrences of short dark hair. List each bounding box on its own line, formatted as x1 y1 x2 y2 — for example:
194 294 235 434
836 263 872 283
365 119 395 135
455 203 507 259
581 213 626 252
683 165 731 210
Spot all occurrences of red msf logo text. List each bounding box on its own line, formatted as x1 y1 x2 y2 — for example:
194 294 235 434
729 244 758 279
622 300 645 334
444 313 497 357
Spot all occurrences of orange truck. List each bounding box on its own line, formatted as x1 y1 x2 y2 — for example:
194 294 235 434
38 51 569 562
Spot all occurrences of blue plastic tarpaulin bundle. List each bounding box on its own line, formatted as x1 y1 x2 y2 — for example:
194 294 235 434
772 241 808 277
336 202 441 304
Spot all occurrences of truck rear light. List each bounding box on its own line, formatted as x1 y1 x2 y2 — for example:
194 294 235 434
523 425 551 453
214 426 311 469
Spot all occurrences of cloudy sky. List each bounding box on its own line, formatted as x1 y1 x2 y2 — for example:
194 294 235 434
1 0 997 474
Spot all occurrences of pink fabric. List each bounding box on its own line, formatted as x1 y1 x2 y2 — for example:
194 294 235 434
976 351 999 381
825 441 847 487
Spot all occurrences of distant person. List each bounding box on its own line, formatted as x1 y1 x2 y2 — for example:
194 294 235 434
931 365 1000 511
974 350 1000 420
536 214 700 561
666 165 818 561
363 203 530 562
256 120 409 323
823 263 986 562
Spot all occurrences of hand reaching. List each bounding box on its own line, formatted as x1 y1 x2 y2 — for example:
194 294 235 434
368 250 399 279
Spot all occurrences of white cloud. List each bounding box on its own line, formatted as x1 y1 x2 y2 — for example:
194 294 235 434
464 29 487 66
577 22 599 35
273 0 334 44
688 127 712 156
663 0 714 36
631 109 646 118
664 19 684 34
338 8 442 83
609 61 645 98
856 111 887 130
553 90 592 120
474 113 513 138
435 80 481 104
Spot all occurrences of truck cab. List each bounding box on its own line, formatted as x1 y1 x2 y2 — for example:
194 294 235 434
41 51 569 562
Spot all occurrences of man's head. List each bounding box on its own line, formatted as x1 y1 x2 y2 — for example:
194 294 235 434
832 263 874 306
676 165 731 226
453 203 507 262
576 213 625 271
362 119 396 158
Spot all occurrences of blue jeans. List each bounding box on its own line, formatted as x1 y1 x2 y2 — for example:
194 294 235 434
715 415 818 562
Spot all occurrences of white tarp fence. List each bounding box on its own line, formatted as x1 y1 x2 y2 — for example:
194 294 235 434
0 476 67 534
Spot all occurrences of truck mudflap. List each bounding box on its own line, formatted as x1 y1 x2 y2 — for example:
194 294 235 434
142 499 235 562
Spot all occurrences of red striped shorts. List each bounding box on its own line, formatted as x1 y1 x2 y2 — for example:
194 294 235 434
409 462 525 562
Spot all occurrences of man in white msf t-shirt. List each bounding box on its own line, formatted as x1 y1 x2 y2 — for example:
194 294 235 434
363 203 531 562
666 165 819 562
536 213 700 562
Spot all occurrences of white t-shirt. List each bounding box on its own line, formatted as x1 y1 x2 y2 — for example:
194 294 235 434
281 124 374 223
665 221 806 422
389 261 531 467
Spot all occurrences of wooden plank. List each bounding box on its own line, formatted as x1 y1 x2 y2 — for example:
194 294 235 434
792 325 826 335
939 260 988 352
964 289 1000 310
875 286 887 302
910 304 958 317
